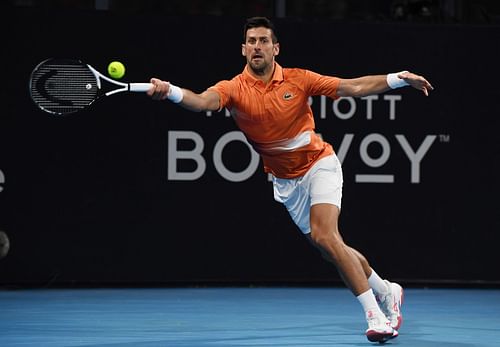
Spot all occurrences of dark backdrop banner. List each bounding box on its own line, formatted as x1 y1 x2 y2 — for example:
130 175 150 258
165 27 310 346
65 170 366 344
1 8 499 286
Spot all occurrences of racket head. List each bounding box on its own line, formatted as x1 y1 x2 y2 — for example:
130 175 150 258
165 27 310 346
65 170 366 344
29 58 99 115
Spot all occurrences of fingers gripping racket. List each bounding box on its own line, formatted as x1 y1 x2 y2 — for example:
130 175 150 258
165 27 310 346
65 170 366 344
29 58 152 115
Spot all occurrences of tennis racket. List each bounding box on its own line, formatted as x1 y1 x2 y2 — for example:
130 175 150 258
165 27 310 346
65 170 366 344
29 58 153 115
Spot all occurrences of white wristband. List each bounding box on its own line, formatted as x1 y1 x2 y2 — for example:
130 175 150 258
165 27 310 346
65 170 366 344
387 71 410 89
167 84 183 103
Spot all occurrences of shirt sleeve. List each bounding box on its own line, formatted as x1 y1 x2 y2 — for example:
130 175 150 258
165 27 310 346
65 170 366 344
207 79 234 111
303 70 341 100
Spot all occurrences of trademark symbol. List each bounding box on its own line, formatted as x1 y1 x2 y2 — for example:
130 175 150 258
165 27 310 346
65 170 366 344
439 134 450 143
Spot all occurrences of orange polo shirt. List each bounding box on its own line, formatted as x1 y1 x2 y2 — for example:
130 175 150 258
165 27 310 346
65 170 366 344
209 62 340 179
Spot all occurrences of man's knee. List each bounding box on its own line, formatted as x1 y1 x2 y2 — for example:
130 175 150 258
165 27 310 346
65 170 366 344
309 218 342 245
310 227 345 261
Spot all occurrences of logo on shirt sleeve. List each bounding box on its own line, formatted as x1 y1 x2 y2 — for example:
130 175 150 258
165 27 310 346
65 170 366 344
283 92 294 100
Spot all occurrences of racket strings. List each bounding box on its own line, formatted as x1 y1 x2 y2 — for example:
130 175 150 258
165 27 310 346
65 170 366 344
30 61 98 115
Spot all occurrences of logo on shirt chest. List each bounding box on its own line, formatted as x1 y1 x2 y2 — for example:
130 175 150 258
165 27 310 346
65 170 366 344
283 92 294 100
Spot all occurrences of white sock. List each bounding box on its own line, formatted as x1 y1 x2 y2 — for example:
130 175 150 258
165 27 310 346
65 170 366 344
357 289 384 316
368 269 389 295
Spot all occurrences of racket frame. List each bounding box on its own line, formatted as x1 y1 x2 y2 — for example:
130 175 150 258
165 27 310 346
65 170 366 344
87 64 152 95
30 58 153 115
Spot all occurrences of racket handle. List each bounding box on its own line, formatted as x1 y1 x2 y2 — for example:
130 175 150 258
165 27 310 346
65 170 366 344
129 83 153 92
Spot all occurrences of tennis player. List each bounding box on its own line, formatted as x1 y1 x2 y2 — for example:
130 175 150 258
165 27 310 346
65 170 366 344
147 17 433 343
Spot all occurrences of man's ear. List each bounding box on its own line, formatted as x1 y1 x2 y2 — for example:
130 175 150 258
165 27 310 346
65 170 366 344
273 43 280 57
241 44 246 56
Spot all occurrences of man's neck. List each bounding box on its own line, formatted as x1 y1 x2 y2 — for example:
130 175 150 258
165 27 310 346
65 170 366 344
248 62 276 84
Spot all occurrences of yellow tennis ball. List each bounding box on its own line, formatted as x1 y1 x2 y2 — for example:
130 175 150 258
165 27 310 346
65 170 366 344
107 61 125 79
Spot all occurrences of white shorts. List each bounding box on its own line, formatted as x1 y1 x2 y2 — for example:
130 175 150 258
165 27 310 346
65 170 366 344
272 154 343 234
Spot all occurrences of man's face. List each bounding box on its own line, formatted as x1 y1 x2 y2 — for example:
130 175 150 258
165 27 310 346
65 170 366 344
242 27 279 75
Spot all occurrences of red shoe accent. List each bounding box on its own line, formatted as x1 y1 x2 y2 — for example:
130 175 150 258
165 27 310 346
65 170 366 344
366 329 395 343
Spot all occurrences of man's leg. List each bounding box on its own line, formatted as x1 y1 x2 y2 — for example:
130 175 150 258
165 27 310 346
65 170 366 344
340 237 404 331
309 204 367 294
309 203 396 342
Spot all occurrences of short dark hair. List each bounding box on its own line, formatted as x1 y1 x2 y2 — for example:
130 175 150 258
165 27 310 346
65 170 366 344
243 17 278 43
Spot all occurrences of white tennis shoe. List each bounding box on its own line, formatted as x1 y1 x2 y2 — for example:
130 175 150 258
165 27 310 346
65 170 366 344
376 280 404 330
365 310 398 343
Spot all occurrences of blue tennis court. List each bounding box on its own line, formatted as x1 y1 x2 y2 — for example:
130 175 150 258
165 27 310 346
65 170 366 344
1 287 499 346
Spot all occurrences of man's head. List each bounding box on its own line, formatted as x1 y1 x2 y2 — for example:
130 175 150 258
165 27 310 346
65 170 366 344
242 17 280 76
243 17 278 44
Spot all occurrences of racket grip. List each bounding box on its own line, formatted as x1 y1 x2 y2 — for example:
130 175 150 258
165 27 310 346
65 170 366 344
129 83 153 92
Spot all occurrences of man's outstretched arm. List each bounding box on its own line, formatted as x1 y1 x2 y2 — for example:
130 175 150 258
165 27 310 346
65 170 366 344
147 78 220 112
337 71 434 98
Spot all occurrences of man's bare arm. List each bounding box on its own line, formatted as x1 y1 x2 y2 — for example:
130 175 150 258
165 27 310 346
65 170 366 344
337 71 434 97
147 78 220 112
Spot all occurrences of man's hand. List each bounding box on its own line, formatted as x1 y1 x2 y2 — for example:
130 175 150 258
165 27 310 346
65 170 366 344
399 72 434 96
147 78 171 100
